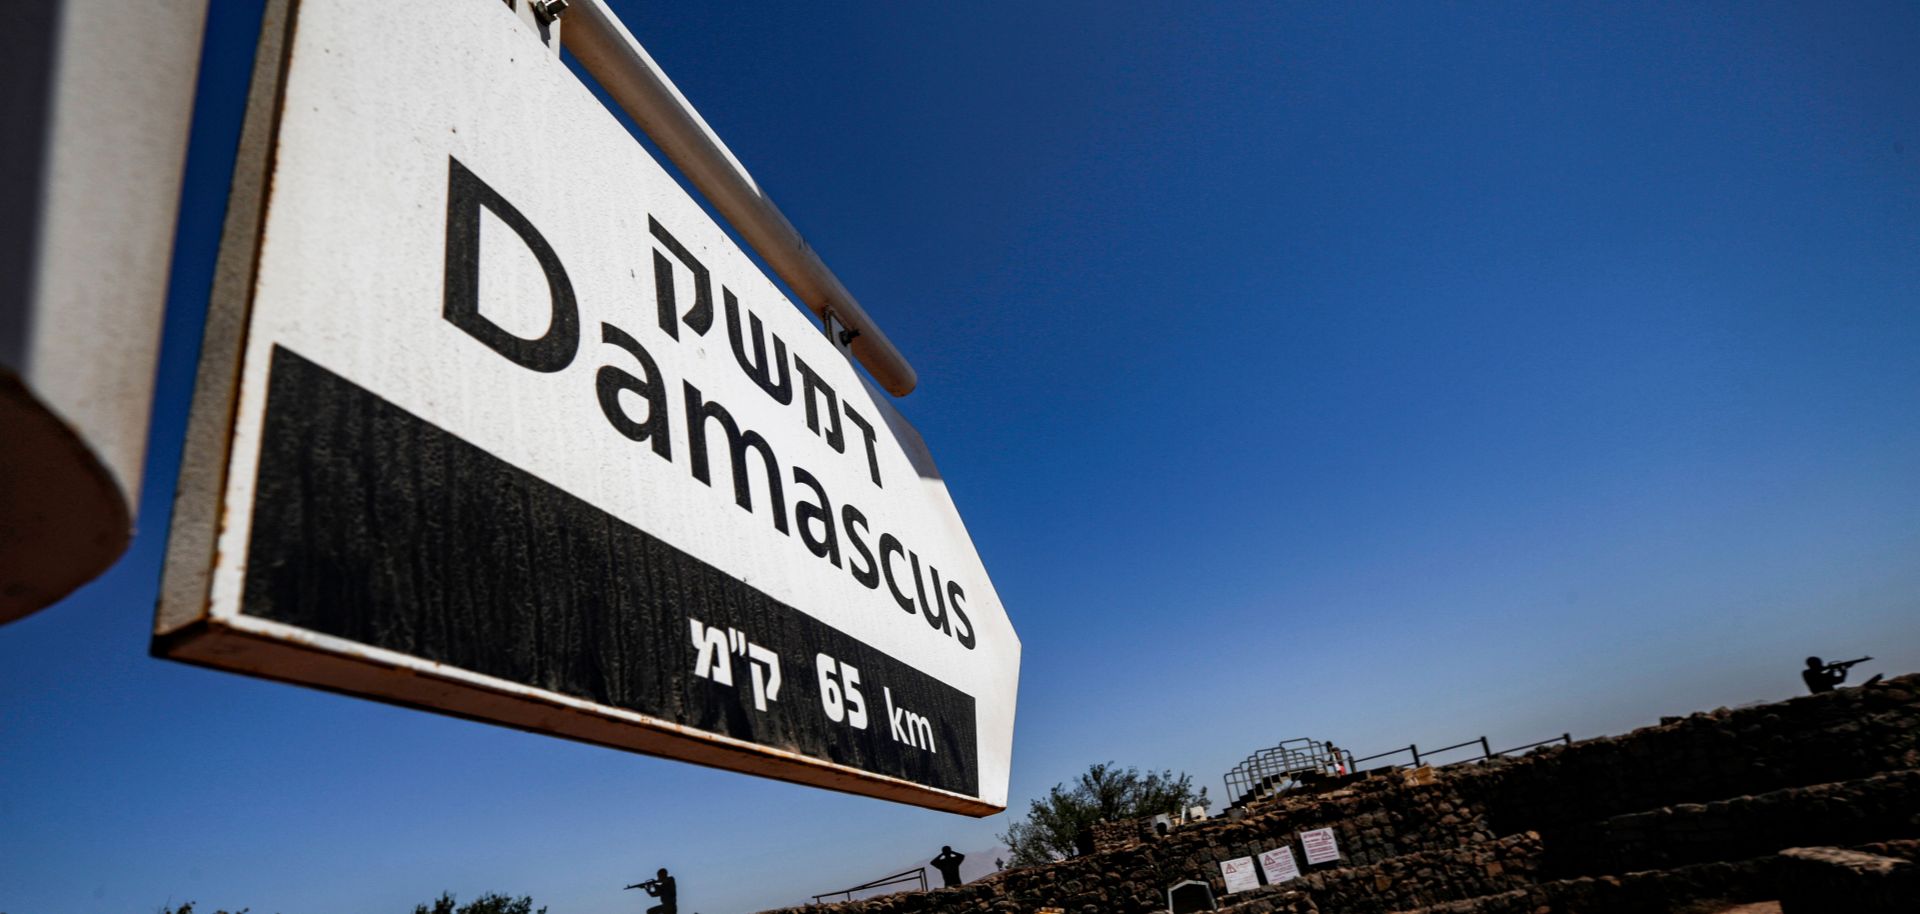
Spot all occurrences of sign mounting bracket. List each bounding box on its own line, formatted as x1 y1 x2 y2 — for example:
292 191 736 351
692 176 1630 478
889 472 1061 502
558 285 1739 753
507 0 565 57
823 306 861 359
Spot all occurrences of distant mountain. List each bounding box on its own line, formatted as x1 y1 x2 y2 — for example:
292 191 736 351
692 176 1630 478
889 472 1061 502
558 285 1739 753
953 845 1013 884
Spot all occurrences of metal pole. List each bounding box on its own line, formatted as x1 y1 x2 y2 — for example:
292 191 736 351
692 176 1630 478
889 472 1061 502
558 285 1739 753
560 0 918 396
1480 736 1491 760
1410 744 1421 766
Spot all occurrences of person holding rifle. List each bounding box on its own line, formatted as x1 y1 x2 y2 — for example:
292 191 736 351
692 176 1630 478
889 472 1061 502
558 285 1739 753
1802 656 1874 695
626 867 676 914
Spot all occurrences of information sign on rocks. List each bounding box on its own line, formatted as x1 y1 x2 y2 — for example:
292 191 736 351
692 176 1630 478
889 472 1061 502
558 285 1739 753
1219 857 1262 894
1300 827 1342 865
1258 846 1301 884
152 0 1017 815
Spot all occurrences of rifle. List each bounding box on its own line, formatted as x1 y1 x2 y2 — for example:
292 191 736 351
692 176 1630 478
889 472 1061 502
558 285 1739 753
1827 656 1872 672
625 879 662 893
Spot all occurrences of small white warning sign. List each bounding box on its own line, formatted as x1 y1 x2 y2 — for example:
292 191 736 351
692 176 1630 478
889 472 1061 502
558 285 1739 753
1220 856 1262 894
1259 845 1301 883
1300 827 1342 865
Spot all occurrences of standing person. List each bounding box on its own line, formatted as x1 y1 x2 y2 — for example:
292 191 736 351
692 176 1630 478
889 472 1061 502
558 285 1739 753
626 868 676 914
930 846 966 888
1325 741 1347 776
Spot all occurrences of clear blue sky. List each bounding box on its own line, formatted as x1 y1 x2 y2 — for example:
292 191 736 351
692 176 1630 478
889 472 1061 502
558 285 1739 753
5 2 1919 912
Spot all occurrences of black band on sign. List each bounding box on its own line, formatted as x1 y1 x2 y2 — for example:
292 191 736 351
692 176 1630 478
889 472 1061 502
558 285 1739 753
240 345 979 796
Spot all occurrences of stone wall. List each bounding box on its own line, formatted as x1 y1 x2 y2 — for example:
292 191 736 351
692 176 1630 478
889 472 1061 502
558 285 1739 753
1120 775 1495 869
766 833 1540 914
1546 768 1920 875
1452 677 1920 838
1394 856 1780 914
762 781 1496 914
1267 831 1540 914
759 675 1920 914
1092 819 1157 854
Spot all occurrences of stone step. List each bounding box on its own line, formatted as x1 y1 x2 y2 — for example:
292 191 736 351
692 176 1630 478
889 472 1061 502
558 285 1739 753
1453 678 1920 837
1384 855 1780 914
1543 769 1920 876
1777 845 1917 914
1385 840 1920 914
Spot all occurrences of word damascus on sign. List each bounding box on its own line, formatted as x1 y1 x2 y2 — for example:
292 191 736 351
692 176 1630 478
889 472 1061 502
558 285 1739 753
154 0 1018 815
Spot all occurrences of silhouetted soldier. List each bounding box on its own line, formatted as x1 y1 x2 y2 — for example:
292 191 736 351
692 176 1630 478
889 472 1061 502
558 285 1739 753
930 846 965 888
1803 656 1871 695
626 867 676 914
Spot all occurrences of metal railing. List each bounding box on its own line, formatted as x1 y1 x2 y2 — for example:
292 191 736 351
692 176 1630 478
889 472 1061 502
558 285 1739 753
1492 733 1575 757
1225 731 1576 809
1223 738 1353 808
1349 733 1573 773
810 867 928 904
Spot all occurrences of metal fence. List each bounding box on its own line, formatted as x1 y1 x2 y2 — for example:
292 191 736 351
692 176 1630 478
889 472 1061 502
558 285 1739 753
810 867 928 905
1226 731 1574 808
1348 733 1573 773
1223 738 1354 808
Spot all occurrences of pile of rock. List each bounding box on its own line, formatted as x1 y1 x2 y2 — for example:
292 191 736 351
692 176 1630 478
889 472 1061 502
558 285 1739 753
759 674 1920 914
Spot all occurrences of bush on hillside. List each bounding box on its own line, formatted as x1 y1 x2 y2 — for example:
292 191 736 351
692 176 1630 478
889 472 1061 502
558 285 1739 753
999 762 1203 866
413 892 547 914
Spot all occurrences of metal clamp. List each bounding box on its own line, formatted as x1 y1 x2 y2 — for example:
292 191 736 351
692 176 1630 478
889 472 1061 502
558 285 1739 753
822 306 861 356
561 0 917 396
509 0 566 54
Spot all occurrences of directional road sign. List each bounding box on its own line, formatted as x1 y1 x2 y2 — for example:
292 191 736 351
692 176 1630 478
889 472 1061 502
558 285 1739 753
155 0 1018 815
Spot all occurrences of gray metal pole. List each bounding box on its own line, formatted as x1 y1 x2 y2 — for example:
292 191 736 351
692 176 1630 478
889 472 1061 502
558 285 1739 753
561 0 919 396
